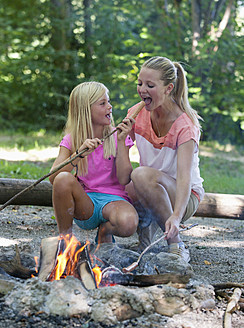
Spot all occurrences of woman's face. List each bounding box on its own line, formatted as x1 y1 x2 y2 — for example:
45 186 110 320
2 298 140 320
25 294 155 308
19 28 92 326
137 67 168 111
91 92 112 127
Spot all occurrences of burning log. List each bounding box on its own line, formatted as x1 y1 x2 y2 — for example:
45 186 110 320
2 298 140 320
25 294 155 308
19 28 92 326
0 244 33 279
38 236 61 281
76 245 97 290
38 235 98 290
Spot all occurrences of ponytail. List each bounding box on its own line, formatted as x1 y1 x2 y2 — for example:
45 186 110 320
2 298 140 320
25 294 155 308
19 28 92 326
173 62 202 130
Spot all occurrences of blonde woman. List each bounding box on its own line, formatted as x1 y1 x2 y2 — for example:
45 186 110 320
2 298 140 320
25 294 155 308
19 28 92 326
49 81 138 243
127 56 204 262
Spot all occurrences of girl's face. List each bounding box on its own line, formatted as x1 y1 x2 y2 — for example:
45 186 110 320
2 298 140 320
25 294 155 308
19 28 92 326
137 67 169 111
91 92 112 127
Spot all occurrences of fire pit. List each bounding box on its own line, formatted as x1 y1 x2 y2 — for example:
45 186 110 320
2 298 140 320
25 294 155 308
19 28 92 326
1 235 216 325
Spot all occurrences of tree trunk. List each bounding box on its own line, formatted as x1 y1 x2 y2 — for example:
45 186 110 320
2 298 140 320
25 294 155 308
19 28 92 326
0 179 243 220
191 0 201 53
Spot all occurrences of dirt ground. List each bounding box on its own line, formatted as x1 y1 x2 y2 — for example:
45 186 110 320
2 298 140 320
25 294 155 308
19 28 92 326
0 204 244 327
0 145 244 327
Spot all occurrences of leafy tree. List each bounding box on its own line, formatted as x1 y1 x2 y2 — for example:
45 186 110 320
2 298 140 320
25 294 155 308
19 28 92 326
0 0 243 144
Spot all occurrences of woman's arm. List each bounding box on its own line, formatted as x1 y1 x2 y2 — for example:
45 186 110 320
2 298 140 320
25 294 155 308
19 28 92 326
165 139 195 239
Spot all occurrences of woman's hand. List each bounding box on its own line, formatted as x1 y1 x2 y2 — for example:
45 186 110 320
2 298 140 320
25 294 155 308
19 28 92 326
117 118 135 141
164 215 181 240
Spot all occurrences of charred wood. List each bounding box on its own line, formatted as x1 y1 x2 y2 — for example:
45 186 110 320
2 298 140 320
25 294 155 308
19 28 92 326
101 268 190 287
0 244 33 279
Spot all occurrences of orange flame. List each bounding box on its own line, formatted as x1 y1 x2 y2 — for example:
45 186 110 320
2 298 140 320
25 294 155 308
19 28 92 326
52 234 89 281
33 234 106 287
34 256 39 273
92 265 102 287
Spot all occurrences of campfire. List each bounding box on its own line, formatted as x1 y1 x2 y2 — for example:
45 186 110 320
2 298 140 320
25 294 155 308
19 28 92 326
0 232 221 324
39 234 103 289
37 234 191 290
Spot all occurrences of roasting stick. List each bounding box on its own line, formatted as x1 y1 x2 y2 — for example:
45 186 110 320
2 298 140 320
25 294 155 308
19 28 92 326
122 223 198 273
0 101 145 211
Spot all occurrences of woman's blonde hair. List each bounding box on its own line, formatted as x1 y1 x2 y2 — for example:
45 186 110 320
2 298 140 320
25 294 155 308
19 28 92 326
64 81 116 175
142 56 202 129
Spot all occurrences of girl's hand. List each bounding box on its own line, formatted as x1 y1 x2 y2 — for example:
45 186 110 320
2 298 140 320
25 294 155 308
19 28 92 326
117 118 135 141
78 138 102 156
164 215 181 240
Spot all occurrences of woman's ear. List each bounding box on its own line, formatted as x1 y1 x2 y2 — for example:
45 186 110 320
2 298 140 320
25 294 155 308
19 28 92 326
166 83 174 95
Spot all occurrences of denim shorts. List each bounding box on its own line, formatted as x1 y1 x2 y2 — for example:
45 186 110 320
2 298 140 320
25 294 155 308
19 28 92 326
73 192 127 230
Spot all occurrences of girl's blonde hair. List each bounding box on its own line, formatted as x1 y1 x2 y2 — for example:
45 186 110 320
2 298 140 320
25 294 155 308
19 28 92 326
64 81 116 175
142 56 202 129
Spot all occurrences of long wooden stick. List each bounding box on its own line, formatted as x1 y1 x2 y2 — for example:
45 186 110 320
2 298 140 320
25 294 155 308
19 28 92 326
0 101 145 211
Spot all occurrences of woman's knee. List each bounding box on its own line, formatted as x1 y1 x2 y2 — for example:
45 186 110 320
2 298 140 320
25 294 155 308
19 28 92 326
131 166 160 190
131 167 149 184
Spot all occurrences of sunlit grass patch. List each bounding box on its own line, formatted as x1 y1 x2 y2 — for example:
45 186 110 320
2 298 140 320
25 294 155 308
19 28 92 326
0 160 51 180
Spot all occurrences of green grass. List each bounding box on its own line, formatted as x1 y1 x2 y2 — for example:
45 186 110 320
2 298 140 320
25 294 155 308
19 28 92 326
0 131 243 195
0 129 61 151
199 156 244 194
0 160 52 180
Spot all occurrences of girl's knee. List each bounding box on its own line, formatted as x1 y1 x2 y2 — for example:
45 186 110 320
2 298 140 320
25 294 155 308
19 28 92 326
117 211 138 236
53 172 75 192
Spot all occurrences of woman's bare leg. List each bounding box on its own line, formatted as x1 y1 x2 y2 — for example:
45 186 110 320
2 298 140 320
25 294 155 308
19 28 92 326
131 166 181 245
52 172 94 235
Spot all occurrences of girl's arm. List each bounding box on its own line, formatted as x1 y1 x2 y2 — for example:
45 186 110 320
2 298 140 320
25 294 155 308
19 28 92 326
165 139 195 239
49 138 101 185
116 117 135 185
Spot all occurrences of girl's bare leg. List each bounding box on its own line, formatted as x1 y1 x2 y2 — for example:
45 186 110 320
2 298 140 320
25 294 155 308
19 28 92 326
130 166 181 245
97 201 139 243
52 172 94 235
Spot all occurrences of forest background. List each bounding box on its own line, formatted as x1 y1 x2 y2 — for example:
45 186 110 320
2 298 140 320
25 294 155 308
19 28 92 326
0 0 243 146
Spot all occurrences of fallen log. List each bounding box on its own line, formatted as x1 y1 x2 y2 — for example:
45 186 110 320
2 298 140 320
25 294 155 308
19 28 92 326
0 178 52 207
196 192 244 220
0 178 243 219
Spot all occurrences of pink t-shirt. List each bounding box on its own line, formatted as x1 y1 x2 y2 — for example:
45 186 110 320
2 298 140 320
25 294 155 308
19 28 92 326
60 133 134 201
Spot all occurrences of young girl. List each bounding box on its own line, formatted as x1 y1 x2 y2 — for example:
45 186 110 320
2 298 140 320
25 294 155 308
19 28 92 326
126 56 204 262
49 81 138 243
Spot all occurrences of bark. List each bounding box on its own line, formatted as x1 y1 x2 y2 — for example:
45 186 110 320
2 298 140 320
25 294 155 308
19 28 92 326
83 0 93 78
191 0 201 53
0 179 243 220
